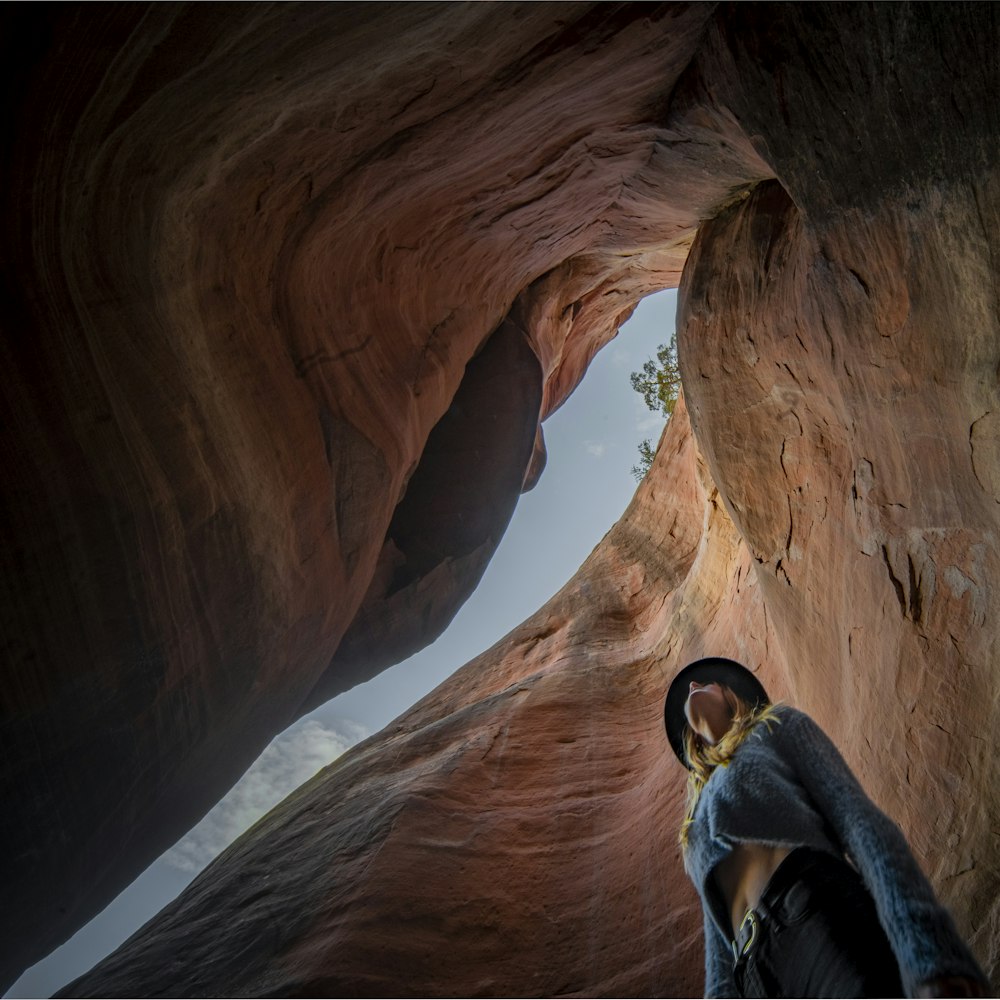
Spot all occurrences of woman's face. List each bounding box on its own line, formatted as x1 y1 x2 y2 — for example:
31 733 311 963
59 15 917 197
684 680 735 746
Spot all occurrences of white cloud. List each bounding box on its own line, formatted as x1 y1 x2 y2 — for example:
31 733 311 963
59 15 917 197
584 440 607 458
163 717 368 874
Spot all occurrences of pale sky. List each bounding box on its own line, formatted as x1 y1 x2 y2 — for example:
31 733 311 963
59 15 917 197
7 288 677 999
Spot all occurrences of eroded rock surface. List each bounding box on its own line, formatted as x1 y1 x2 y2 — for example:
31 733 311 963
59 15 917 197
62 396 786 998
1 1 736 986
5 1 1000 995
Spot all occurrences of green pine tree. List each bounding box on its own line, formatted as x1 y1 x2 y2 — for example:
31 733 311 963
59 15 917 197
629 332 679 481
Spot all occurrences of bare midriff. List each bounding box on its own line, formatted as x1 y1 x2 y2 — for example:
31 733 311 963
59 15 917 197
713 843 794 937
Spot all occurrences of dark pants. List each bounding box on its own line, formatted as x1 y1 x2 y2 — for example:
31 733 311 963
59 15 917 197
733 847 904 998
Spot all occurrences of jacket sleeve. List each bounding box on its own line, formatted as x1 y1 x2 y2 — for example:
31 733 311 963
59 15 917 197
703 905 737 998
782 709 987 995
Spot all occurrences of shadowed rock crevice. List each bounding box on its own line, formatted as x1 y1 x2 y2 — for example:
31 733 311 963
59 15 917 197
303 318 544 712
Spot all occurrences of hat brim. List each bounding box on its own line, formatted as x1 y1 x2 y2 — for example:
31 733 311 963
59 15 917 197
663 658 769 768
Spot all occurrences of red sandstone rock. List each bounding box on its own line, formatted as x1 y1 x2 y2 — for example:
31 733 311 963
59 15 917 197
679 176 1000 974
61 395 787 998
6 2 1000 995
1 2 729 986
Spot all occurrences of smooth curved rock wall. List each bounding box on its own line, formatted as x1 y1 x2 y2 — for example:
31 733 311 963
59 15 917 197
5 2 1000 994
1 1 735 985
62 395 787 998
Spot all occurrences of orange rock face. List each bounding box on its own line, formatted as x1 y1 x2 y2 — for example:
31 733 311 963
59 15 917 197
0 2 725 987
62 394 786 998
5 1 1000 995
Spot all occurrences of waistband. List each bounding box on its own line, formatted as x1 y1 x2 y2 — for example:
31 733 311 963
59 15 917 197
731 847 855 961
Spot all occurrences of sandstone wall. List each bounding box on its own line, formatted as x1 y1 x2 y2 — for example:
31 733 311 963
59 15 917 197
1 1 732 984
61 395 786 997
4 2 1000 995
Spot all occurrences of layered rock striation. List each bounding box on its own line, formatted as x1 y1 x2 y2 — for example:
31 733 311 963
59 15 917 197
62 394 784 998
4 1 1000 995
1 1 734 985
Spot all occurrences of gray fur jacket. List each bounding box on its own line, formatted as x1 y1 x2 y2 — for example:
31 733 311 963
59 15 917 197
681 705 987 997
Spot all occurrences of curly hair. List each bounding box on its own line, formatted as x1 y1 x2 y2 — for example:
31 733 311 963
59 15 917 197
679 690 782 848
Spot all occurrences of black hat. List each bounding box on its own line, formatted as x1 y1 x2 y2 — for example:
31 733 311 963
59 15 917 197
663 657 770 768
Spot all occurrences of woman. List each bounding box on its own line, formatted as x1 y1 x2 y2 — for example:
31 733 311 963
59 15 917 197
663 657 988 998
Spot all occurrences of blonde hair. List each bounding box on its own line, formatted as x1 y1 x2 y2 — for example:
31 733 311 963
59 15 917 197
679 690 782 848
